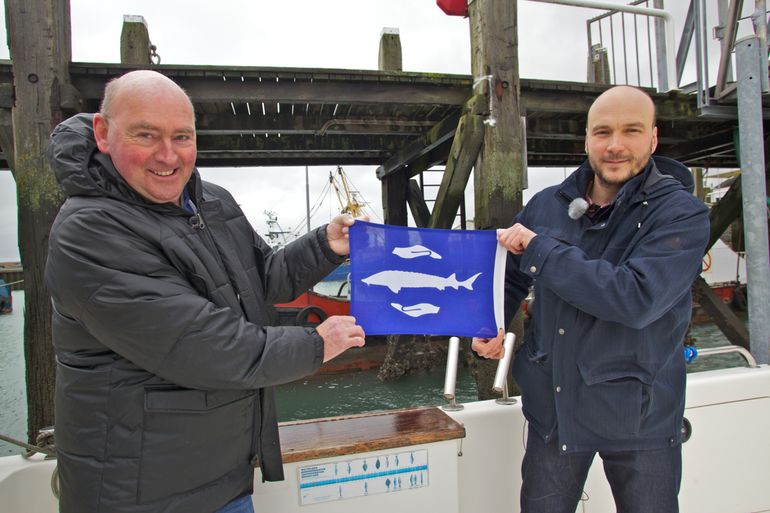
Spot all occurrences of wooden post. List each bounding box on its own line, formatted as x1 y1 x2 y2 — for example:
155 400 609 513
692 167 705 201
121 15 152 65
382 171 408 225
4 0 71 441
468 0 524 230
587 44 611 84
467 0 525 400
378 28 402 72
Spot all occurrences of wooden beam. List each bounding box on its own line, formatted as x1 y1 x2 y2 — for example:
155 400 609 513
195 154 386 168
196 112 433 135
407 179 431 228
429 113 484 229
120 15 151 65
197 133 408 153
376 111 461 178
693 277 750 349
70 75 470 106
403 143 452 177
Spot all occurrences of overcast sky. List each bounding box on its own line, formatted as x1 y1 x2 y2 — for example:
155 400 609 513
0 0 740 261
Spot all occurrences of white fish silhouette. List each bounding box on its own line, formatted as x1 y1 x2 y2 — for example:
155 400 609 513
362 270 482 293
391 245 443 260
390 302 441 317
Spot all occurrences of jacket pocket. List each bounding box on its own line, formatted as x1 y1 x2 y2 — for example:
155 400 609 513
512 339 556 433
137 387 256 504
575 360 650 439
54 359 111 456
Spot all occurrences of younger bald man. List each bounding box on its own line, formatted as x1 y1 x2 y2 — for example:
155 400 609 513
474 86 709 513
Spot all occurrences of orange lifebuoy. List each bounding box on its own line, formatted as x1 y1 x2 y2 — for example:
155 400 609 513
701 252 712 273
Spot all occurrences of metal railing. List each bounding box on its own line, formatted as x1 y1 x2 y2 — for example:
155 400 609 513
527 0 677 91
697 345 759 368
579 0 769 112
586 0 662 89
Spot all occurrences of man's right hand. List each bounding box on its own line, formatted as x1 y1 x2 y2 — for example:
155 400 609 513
315 316 366 362
471 329 505 360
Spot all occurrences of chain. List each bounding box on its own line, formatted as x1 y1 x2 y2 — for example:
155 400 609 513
149 44 161 65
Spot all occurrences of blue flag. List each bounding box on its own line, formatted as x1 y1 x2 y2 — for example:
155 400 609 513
349 221 506 338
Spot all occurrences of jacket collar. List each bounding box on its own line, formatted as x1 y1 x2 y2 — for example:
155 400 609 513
559 156 687 206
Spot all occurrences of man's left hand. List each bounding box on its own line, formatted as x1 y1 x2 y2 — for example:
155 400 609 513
497 223 537 255
326 214 368 256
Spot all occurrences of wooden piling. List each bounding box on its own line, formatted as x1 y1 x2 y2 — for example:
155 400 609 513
4 0 72 441
468 0 524 230
121 15 152 65
378 28 402 72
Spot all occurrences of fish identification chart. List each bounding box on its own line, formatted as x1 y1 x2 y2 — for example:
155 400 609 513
297 449 429 505
349 221 505 338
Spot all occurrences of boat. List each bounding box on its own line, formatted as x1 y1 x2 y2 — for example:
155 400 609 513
1 347 768 513
0 278 11 314
274 263 351 327
699 239 748 311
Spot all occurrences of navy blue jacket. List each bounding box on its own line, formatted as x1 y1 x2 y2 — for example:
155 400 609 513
507 156 709 453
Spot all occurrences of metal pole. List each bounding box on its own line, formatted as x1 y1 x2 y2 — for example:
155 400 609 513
716 0 734 84
693 0 706 109
736 36 770 365
442 336 464 411
716 0 744 97
493 333 517 405
752 0 769 93
305 166 311 233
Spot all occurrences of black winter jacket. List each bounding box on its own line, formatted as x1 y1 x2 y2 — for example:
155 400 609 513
46 114 344 513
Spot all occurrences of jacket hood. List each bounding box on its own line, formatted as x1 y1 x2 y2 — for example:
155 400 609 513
648 155 695 193
47 113 200 209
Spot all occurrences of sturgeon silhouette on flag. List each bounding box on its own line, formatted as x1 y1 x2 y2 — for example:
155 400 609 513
349 221 506 338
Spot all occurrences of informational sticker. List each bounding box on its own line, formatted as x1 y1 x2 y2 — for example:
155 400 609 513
298 449 429 505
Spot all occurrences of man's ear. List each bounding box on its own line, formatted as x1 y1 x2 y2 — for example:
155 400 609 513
93 114 110 153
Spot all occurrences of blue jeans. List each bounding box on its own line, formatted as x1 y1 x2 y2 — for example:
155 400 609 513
213 495 254 513
521 425 681 513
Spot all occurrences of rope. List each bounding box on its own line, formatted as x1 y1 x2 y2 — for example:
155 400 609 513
472 74 497 127
0 433 55 457
1 432 60 499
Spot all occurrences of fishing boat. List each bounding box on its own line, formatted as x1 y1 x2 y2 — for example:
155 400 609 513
0 278 12 314
274 263 351 327
1 346 768 513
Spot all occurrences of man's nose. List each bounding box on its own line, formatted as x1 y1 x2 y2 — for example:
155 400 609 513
155 139 179 164
606 134 624 152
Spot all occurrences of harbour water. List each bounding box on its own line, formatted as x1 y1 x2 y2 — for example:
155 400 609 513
0 290 748 456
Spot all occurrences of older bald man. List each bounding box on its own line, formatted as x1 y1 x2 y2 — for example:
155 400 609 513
46 70 365 513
